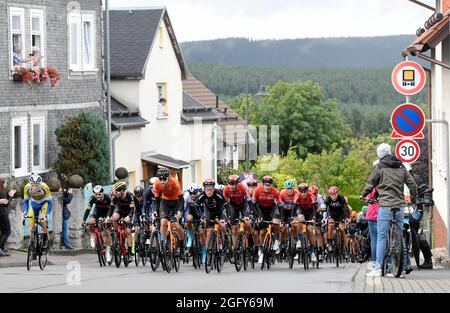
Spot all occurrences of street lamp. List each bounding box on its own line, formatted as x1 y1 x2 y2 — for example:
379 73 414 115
245 74 270 172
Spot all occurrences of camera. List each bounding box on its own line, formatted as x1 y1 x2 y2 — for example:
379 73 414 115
417 183 434 207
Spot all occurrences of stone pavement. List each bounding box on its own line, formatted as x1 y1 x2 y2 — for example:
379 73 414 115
353 262 450 293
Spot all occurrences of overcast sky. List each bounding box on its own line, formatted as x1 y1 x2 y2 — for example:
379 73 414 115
109 0 436 42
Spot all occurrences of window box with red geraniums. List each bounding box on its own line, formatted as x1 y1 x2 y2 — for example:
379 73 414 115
13 66 61 88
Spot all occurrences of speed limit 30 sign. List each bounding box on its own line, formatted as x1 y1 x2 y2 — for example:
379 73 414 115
395 139 420 163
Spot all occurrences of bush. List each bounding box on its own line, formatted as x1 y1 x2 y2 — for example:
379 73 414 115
346 195 365 212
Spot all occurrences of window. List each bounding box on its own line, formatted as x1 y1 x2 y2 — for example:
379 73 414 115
159 26 164 48
10 8 25 69
12 117 28 177
31 117 46 172
30 10 45 66
69 12 95 71
156 83 168 118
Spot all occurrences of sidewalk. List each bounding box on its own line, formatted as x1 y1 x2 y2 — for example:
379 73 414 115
0 249 96 268
353 263 450 293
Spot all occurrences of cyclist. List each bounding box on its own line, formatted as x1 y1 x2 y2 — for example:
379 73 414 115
223 175 253 251
252 175 282 263
152 167 185 256
325 186 349 254
110 180 135 259
279 179 300 254
196 178 227 264
82 185 113 262
296 183 318 262
184 184 204 250
346 210 360 260
145 177 158 234
22 173 53 252
246 178 258 197
309 185 327 261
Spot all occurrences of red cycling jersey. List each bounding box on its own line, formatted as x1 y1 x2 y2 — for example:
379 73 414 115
223 183 250 205
152 177 183 201
297 191 316 210
252 185 281 208
280 189 300 210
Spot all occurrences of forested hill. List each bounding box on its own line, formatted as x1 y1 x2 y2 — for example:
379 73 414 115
180 35 418 68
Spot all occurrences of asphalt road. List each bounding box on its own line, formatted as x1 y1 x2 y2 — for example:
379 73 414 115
0 253 361 293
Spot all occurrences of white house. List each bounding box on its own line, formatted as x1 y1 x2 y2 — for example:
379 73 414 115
108 8 219 189
403 0 450 249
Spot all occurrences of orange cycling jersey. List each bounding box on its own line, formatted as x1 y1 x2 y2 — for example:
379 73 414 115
297 191 316 210
152 177 183 201
223 183 250 205
252 185 281 208
280 189 300 210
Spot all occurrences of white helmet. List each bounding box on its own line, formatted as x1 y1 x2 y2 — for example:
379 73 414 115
149 177 158 185
186 183 199 193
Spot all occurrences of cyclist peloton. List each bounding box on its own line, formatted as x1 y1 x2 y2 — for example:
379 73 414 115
252 175 283 263
223 175 253 252
196 178 227 264
110 180 135 259
152 167 185 256
82 185 113 262
325 186 349 255
184 183 205 254
22 174 53 252
309 185 327 260
296 183 318 262
279 179 300 254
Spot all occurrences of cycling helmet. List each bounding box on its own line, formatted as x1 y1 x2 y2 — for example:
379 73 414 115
247 178 257 187
93 185 104 194
113 180 127 192
157 167 170 180
328 186 339 195
309 185 319 194
29 173 42 184
148 177 158 186
134 185 144 197
262 175 273 185
362 206 368 215
186 183 199 194
298 183 309 192
227 174 240 185
203 178 215 188
284 179 295 189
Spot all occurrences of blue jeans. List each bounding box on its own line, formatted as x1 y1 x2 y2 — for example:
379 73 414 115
368 220 377 261
62 218 72 247
375 207 408 271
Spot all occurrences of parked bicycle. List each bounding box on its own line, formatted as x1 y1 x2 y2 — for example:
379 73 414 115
382 207 404 278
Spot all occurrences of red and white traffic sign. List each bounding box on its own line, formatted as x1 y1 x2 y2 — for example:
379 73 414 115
395 139 420 163
390 103 425 138
391 61 426 96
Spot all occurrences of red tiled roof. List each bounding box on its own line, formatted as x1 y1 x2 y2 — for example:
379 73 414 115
407 10 450 53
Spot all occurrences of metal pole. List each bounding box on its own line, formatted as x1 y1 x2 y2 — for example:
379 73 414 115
105 0 113 182
245 81 250 172
426 119 450 255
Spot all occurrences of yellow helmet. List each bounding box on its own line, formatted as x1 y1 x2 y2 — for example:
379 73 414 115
113 180 127 192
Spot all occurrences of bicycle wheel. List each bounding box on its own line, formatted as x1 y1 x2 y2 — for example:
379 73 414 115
38 235 48 270
134 231 140 267
114 236 122 268
192 231 201 269
149 231 160 272
26 238 34 271
123 241 130 268
234 233 244 272
205 233 216 274
163 233 173 273
243 234 249 271
216 232 226 273
334 232 340 268
261 235 272 270
287 233 295 269
391 226 404 278
96 234 105 267
302 236 309 270
141 230 148 267
173 233 181 273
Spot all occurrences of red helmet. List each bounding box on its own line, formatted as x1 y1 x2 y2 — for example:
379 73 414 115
298 183 309 192
227 174 240 185
309 185 319 194
328 186 339 195
262 176 273 185
247 178 257 187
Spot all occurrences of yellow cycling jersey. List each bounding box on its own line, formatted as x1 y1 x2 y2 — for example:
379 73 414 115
24 182 52 204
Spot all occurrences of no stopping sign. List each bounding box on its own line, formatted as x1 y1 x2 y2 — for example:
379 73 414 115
395 139 420 163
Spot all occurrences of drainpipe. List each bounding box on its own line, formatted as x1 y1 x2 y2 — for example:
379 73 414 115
112 126 123 176
105 0 113 182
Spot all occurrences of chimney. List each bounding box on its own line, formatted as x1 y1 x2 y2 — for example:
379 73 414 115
442 0 450 13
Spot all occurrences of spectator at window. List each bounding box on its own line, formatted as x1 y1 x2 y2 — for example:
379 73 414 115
157 98 168 117
13 47 22 66
28 46 44 67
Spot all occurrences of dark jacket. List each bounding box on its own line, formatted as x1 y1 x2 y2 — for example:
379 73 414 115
361 155 417 207
0 191 11 215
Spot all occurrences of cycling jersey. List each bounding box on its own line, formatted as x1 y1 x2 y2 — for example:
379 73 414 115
83 193 112 221
152 177 183 201
196 190 226 227
112 191 135 218
280 189 300 210
297 191 316 210
252 185 281 208
223 183 250 205
325 195 348 219
23 182 53 216
143 188 155 217
132 195 145 224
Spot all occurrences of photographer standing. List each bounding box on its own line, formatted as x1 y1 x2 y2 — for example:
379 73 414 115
0 178 17 256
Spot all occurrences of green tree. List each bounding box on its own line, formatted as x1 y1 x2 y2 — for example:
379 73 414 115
54 112 110 186
254 81 352 158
